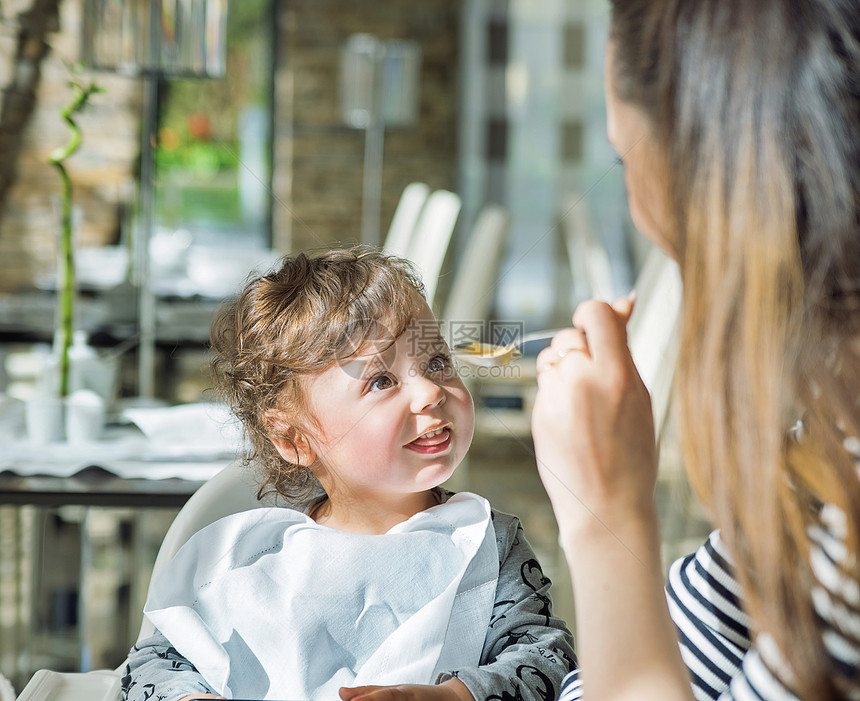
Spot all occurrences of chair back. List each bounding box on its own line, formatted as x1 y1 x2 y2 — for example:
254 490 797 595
441 204 511 329
406 189 462 305
383 182 430 257
560 193 615 304
627 245 683 441
135 460 281 642
0 672 14 701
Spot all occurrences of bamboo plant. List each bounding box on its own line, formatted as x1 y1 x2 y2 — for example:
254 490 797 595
47 78 103 397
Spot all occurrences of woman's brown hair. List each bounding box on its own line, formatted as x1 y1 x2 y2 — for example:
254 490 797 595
610 0 860 697
209 246 426 502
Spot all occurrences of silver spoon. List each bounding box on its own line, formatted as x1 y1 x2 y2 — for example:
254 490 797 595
451 328 564 367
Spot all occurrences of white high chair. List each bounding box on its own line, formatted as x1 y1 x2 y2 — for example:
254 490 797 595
17 460 284 701
135 461 285 642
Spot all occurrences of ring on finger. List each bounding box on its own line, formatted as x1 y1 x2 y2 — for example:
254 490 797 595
538 345 587 373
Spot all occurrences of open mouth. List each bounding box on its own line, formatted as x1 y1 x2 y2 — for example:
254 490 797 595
406 426 452 454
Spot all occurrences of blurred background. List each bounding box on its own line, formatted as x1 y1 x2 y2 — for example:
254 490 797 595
0 0 711 695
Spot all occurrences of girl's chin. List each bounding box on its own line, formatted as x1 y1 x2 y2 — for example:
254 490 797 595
425 463 463 490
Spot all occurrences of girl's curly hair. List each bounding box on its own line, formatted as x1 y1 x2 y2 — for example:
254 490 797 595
210 246 427 502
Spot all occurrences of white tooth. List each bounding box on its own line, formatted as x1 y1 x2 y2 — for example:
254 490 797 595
420 427 445 439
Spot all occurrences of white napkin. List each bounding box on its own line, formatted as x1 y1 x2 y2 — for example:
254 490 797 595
144 492 499 700
121 402 246 459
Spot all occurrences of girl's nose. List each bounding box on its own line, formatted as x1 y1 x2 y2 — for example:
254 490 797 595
409 374 446 413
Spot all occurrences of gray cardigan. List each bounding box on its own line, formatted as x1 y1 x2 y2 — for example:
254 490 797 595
122 496 577 701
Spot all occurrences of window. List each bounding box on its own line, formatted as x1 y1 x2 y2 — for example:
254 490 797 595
154 0 274 249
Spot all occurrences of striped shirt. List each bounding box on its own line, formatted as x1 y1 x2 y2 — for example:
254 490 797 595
559 516 860 700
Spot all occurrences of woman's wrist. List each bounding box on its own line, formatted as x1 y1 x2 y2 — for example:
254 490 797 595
558 501 661 563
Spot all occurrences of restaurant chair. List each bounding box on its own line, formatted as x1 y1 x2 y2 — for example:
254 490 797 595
0 673 14 701
626 244 683 443
405 189 462 306
440 203 511 328
555 193 682 439
383 181 431 258
439 203 511 491
553 193 616 327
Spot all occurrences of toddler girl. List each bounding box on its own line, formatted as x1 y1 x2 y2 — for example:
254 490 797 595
122 246 575 701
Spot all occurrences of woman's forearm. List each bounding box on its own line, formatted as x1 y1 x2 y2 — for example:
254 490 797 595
562 507 693 701
531 301 694 699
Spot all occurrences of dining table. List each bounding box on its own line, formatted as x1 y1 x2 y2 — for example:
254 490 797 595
0 401 242 682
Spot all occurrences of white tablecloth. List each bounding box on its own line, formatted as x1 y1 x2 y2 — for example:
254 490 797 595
0 402 244 481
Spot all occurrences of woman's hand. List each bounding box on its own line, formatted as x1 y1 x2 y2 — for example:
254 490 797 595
339 678 473 701
531 294 658 540
531 295 693 701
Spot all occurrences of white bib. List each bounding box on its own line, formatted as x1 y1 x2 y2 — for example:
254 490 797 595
144 492 499 700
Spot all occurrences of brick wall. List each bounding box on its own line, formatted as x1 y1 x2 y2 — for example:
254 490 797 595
272 0 460 252
0 0 139 292
0 0 460 291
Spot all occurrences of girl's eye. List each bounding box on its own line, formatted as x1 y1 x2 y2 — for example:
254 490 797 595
427 354 452 375
369 374 395 391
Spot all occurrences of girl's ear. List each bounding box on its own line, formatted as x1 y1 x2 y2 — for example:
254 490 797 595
265 410 317 467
